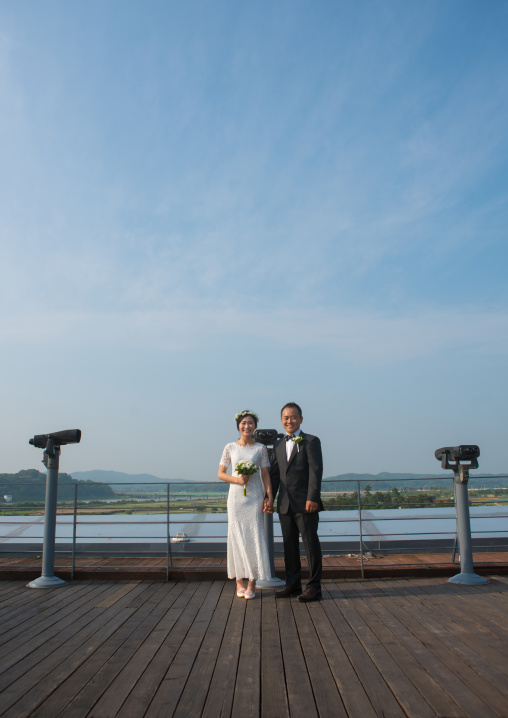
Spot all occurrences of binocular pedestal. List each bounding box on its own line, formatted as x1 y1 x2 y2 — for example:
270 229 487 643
28 439 66 588
257 444 285 590
449 466 488 586
257 511 285 590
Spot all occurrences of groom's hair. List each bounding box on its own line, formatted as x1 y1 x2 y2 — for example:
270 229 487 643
281 402 303 417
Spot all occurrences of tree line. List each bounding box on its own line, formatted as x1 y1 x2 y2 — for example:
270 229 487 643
323 485 437 510
0 469 115 503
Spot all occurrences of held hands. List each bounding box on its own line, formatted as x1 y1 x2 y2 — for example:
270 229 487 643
263 498 274 514
306 501 318 513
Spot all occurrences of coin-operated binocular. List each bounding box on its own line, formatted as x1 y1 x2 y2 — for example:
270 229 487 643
434 443 487 586
27 429 82 589
253 429 283 447
434 445 479 477
30 429 81 449
253 428 284 495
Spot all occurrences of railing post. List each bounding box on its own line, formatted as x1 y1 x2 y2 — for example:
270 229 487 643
357 481 365 579
449 467 488 585
71 483 78 580
451 483 458 563
166 483 172 580
451 533 458 564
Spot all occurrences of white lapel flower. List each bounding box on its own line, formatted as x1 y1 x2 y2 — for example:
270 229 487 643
292 435 304 452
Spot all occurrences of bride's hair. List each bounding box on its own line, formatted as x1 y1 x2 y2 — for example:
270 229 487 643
235 411 259 429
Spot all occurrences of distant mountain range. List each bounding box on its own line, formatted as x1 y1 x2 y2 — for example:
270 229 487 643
69 470 191 484
323 471 508 491
69 469 508 490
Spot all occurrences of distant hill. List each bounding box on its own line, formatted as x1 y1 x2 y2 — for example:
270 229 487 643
0 469 115 502
70 470 191 484
68 469 508 491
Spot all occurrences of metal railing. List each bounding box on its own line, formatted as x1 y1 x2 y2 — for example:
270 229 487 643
1 475 507 580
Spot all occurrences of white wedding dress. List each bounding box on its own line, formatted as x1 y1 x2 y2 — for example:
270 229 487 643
220 442 272 581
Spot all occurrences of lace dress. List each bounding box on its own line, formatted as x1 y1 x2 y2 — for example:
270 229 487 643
219 442 272 581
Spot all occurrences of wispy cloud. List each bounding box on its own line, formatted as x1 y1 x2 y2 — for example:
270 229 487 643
3 305 507 363
1 2 508 475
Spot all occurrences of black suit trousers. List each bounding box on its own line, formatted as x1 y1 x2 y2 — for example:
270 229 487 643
279 507 322 589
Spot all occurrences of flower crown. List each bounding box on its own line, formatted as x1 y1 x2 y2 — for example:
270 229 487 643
234 410 259 423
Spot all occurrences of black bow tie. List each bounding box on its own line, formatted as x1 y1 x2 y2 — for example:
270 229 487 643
285 435 295 441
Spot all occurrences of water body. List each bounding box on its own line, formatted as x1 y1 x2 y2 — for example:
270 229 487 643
1 506 506 545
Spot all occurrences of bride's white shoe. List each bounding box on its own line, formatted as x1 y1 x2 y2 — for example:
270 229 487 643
244 590 255 599
236 587 246 597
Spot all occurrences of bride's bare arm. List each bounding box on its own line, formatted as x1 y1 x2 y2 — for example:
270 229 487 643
218 465 248 485
261 467 274 512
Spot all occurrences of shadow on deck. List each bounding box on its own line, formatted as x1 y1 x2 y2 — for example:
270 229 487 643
0 575 507 716
1 553 508 581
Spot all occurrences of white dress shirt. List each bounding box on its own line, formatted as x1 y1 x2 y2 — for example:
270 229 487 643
286 429 302 461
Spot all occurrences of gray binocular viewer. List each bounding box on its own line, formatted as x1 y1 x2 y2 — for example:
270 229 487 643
253 429 284 446
29 429 82 449
434 445 480 470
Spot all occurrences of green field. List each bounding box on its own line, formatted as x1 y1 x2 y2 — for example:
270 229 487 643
2 488 507 516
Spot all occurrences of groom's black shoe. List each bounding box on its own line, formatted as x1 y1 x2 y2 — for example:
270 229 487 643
298 585 322 602
274 584 302 598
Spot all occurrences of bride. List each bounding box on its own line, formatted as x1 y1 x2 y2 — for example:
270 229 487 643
218 410 274 599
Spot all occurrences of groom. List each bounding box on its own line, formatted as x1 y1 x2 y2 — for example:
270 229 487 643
269 402 323 601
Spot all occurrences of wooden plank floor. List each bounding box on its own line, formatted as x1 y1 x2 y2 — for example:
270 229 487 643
0 577 507 717
1 553 507 581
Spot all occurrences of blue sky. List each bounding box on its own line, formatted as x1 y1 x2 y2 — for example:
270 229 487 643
1 1 507 480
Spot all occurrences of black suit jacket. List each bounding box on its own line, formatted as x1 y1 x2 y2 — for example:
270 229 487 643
270 431 324 514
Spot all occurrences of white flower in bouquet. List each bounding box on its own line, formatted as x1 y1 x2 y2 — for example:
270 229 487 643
235 460 259 496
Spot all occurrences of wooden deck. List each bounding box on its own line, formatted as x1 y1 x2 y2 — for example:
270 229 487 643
1 553 507 581
0 575 507 717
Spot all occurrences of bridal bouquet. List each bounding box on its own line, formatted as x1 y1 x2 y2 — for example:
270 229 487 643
235 461 259 496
